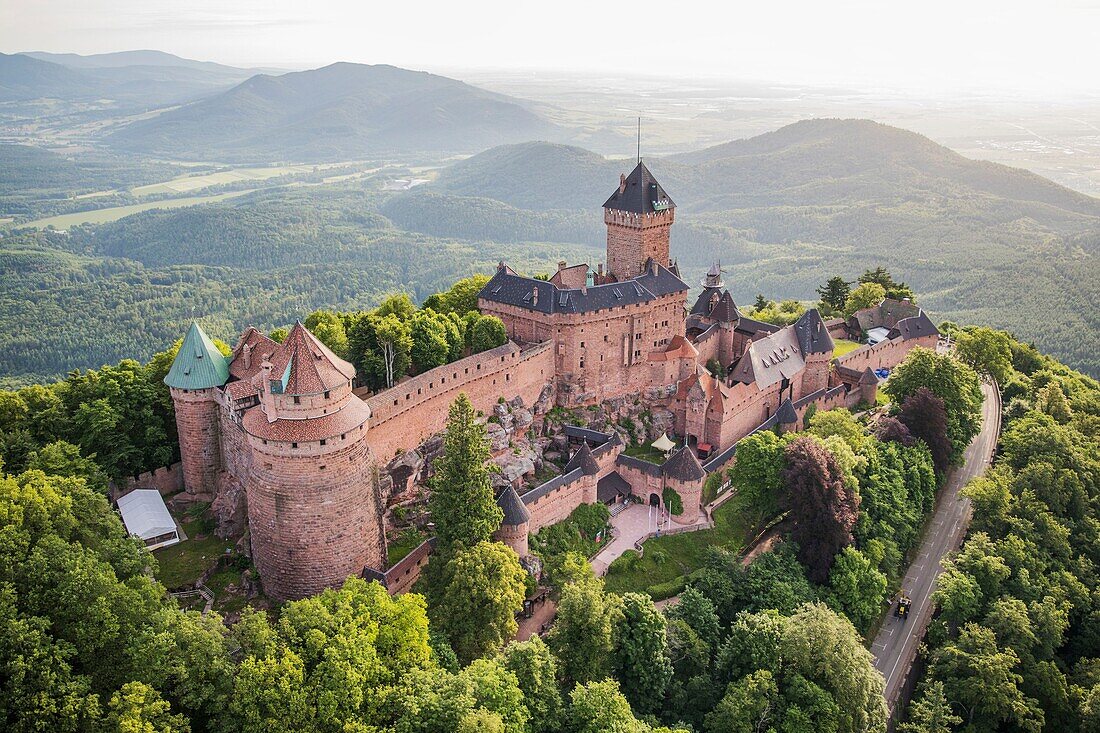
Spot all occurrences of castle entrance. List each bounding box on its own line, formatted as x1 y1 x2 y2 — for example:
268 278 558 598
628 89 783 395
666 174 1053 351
649 493 660 507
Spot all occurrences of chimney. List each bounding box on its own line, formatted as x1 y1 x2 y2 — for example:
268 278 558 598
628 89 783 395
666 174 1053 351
597 262 604 278
242 342 253 370
531 287 538 306
558 260 567 271
497 260 506 271
619 173 626 195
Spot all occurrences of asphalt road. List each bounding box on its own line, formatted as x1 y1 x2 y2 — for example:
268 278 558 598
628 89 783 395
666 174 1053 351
871 381 1001 710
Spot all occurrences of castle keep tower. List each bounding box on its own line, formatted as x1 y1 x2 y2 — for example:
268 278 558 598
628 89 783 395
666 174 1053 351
603 161 676 280
165 323 229 498
240 322 383 601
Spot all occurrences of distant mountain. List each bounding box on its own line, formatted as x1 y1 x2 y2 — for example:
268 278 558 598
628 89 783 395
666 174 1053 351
0 52 102 101
106 63 561 162
428 119 1100 374
1 50 272 108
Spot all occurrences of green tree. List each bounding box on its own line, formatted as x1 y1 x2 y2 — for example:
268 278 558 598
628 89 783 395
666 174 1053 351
817 276 852 314
886 347 983 465
843 282 886 317
374 313 413 389
808 408 867 452
859 267 915 302
666 586 722 653
727 430 786 525
428 394 503 551
826 547 887 633
25 441 109 494
501 636 562 733
930 623 1041 731
612 592 673 713
567 679 648 733
705 669 779 733
472 315 508 353
899 680 962 733
548 575 622 686
955 327 1013 385
429 541 527 664
304 310 349 359
410 311 450 372
106 682 191 733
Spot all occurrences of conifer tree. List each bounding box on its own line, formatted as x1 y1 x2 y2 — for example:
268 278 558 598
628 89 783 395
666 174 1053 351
429 393 503 552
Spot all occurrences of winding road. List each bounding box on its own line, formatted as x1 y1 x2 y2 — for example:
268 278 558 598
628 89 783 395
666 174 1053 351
871 382 1001 711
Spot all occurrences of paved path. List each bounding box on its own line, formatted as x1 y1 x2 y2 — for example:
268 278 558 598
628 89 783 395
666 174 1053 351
871 382 1001 711
590 503 707 575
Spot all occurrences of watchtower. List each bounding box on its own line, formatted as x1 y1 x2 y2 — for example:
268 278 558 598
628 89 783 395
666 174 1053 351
603 161 675 281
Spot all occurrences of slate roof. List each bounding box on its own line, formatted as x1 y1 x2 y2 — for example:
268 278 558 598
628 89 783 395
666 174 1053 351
616 454 663 477
479 259 687 315
894 312 939 341
735 316 780 338
164 322 230 390
268 322 356 396
690 287 724 316
662 446 706 481
860 367 880 385
776 398 798 424
603 161 675 214
565 440 600 475
497 486 530 526
849 298 921 332
793 309 835 355
597 472 632 503
710 292 740 323
562 425 614 445
729 326 806 390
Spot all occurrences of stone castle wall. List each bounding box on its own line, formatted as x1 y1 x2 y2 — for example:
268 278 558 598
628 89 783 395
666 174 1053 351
115 463 183 498
365 341 554 461
835 335 938 374
604 208 673 280
171 387 221 497
246 430 383 601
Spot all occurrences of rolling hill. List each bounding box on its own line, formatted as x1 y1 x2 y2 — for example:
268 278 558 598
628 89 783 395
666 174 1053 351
0 50 268 108
107 63 562 161
421 120 1100 374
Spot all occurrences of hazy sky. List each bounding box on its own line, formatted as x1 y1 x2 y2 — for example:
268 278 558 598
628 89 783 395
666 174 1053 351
4 0 1098 96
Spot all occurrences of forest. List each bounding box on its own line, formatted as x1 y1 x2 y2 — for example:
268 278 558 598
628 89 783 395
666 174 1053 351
6 297 1096 732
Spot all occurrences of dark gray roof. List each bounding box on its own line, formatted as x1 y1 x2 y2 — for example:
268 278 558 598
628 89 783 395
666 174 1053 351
690 286 724 316
793 309 834 355
703 443 737 472
479 260 687 315
735 316 780 337
565 441 600 475
603 161 675 214
776 398 798 424
860 367 879 385
616 454 663 477
521 468 583 504
497 486 531 526
894 312 939 341
662 447 706 481
597 472 632 503
711 292 740 323
563 425 614 445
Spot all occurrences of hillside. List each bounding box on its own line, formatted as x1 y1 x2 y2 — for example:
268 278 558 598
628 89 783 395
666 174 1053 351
425 120 1100 374
107 63 561 161
0 50 262 107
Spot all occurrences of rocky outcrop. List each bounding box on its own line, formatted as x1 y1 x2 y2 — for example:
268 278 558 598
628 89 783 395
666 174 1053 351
212 473 247 539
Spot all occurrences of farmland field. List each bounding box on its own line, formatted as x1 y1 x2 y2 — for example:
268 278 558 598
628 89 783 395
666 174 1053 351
20 189 255 230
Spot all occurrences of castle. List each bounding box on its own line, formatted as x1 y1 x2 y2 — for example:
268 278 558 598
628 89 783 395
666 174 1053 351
164 162 939 600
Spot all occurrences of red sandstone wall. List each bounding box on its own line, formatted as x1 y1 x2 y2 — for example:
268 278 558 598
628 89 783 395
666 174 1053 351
365 342 554 461
834 335 937 374
171 387 221 497
525 475 594 534
605 208 674 280
247 435 383 601
117 463 183 498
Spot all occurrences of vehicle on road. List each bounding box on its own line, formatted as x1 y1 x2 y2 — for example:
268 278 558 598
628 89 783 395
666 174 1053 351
894 593 911 621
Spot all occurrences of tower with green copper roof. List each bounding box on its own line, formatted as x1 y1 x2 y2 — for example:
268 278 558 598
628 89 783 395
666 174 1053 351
164 322 230 390
165 322 229 497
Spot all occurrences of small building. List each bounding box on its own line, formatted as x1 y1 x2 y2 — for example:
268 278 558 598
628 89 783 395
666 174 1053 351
117 489 180 550
867 327 892 345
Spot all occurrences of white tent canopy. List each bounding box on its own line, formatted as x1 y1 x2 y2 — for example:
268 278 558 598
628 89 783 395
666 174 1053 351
651 433 676 453
117 489 180 550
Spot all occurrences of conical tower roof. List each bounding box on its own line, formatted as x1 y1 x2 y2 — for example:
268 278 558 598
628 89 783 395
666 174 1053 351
565 440 600 475
497 486 531 526
164 322 229 390
662 446 706 482
268 321 356 396
776 397 798 425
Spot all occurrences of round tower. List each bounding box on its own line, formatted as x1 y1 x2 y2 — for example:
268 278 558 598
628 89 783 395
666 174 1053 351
164 323 229 499
494 486 531 558
241 322 383 601
662 447 706 525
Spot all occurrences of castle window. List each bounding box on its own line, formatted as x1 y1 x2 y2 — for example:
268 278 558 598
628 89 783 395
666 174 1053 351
319 465 326 470
580 341 585 348
506 373 510 381
406 394 411 400
394 399 398 406
262 439 268 445
291 442 298 449
264 462 272 469
324 391 330 399
320 439 326 446
417 388 421 395
293 396 301 404
579 359 585 368
341 433 346 440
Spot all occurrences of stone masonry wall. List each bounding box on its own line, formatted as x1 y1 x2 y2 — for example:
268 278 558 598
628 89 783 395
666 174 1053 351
604 208 674 280
171 387 221 498
246 434 383 601
835 335 938 374
365 341 554 461
524 475 595 534
116 463 183 498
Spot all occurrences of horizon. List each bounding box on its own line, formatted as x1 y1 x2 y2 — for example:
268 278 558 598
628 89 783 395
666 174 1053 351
4 0 1100 100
